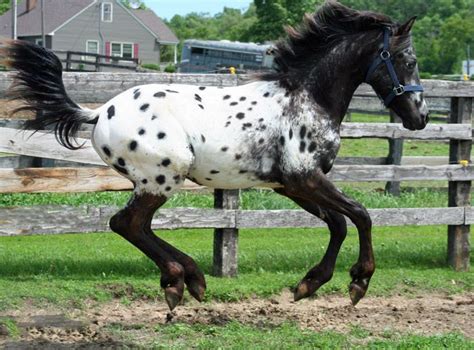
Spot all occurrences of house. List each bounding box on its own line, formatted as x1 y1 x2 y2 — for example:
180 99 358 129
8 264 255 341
0 0 179 68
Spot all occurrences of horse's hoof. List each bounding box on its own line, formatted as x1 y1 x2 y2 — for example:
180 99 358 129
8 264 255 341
294 279 314 301
165 286 183 311
348 282 366 306
186 279 206 302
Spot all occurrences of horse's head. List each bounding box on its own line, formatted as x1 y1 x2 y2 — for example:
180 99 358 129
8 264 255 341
366 18 429 130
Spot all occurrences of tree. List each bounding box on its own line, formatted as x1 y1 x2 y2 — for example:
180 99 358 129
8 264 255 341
0 0 10 15
120 0 146 10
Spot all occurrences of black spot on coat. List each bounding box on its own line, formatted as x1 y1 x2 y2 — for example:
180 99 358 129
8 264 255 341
223 95 231 100
308 142 317 153
279 136 285 146
194 94 202 102
156 175 166 185
199 86 206 90
129 140 138 151
198 104 204 109
299 141 306 153
299 126 307 139
107 105 115 119
221 146 229 152
230 102 238 106
113 164 128 175
102 146 111 157
138 128 146 135
154 92 166 98
236 112 245 119
166 89 179 93
142 179 148 184
161 158 171 167
240 96 246 101
201 134 206 143
210 170 220 174
118 158 126 166
263 92 270 97
133 90 141 99
289 129 293 139
157 132 166 139
140 104 150 112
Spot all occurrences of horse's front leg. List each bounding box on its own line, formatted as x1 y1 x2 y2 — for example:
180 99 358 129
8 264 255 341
282 170 375 305
276 188 347 301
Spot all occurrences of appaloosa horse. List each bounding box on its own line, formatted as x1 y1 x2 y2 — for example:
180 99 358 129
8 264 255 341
2 1 429 311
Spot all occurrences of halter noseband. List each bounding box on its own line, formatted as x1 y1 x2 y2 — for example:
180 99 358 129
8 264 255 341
365 27 423 107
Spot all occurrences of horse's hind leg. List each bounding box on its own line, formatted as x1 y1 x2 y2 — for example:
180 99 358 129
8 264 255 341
282 170 375 305
110 191 205 310
276 189 347 301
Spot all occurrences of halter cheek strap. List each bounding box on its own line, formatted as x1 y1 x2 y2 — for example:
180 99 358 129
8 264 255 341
365 27 424 107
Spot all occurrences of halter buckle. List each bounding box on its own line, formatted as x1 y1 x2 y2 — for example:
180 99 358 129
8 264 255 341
393 85 405 96
380 50 391 61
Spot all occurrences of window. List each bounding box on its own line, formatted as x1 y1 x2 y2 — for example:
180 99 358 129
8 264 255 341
86 40 99 54
102 2 113 22
85 40 99 61
110 42 135 59
111 43 121 57
122 44 133 59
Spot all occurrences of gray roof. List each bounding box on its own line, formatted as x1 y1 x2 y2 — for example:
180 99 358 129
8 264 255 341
0 0 178 44
184 39 272 54
131 9 178 44
0 0 94 37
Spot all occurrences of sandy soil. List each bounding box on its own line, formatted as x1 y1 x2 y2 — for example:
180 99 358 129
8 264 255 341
1 291 472 348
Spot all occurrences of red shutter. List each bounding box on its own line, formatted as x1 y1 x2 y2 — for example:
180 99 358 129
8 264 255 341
105 42 111 62
133 43 139 60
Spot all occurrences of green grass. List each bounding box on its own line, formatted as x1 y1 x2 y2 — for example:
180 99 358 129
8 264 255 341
0 226 472 310
0 187 450 209
147 322 472 349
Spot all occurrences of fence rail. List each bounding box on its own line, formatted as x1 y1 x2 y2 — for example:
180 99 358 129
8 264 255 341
0 72 473 274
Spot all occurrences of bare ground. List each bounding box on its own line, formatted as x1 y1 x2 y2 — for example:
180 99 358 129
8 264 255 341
1 291 472 348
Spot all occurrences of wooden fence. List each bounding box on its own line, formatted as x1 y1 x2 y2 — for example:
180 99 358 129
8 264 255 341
54 51 139 72
0 72 472 275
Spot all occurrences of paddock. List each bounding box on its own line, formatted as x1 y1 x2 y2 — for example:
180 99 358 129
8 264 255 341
0 73 473 347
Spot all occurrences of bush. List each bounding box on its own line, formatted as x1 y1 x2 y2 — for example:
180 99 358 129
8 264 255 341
164 64 176 73
141 63 160 71
419 72 432 79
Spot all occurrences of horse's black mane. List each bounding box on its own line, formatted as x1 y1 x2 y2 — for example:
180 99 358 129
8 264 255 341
261 1 395 86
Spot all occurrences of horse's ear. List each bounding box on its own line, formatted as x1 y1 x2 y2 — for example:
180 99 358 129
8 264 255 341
396 16 417 35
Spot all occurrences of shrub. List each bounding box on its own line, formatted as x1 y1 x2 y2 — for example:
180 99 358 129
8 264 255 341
164 64 176 73
141 63 160 71
419 72 432 79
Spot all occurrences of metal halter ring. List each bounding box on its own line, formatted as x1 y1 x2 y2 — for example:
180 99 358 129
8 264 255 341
380 50 391 61
393 85 405 96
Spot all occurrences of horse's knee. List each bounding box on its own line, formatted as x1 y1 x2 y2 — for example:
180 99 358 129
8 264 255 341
110 210 141 239
352 204 371 232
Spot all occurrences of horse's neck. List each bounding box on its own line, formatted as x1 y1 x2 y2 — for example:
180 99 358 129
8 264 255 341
306 34 375 123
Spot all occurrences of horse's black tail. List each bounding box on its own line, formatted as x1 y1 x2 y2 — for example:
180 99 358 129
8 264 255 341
1 40 98 150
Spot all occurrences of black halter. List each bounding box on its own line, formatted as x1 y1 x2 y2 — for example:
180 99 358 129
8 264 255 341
365 27 423 107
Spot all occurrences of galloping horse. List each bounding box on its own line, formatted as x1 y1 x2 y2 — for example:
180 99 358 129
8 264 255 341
2 1 429 311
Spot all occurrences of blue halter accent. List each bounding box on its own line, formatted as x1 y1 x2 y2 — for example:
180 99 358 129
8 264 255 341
365 27 424 107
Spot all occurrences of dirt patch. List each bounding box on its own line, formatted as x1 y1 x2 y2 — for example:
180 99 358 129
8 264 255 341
0 100 101 119
1 291 473 347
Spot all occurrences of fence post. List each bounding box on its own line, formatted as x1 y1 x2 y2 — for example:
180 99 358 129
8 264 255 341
95 55 101 72
448 97 472 271
65 52 71 71
213 189 240 277
385 111 403 196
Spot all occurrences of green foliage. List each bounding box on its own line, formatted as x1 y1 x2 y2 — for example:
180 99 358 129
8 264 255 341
0 0 9 15
167 0 473 75
164 63 176 73
119 0 146 10
140 63 160 71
